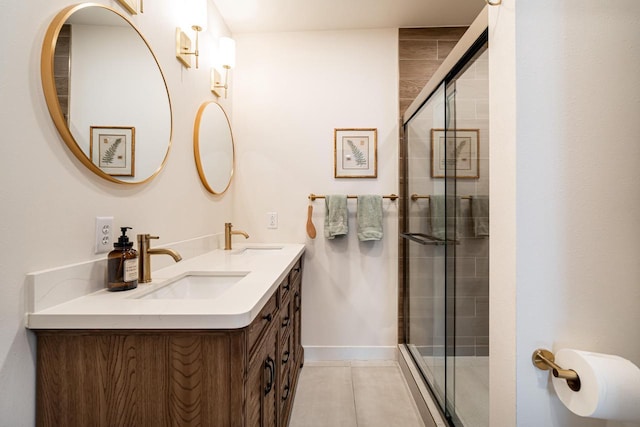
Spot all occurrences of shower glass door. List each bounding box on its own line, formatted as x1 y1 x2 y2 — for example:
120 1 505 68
403 41 489 427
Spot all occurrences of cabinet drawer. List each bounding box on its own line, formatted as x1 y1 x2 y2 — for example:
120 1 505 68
289 257 303 285
280 274 291 304
247 292 278 358
279 329 292 380
280 293 292 336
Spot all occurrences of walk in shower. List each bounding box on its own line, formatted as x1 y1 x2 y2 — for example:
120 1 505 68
400 23 489 427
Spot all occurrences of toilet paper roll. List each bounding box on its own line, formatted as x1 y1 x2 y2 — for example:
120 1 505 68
552 349 640 421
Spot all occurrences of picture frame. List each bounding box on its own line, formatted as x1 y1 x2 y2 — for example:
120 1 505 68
116 0 142 15
90 126 135 177
430 129 479 179
334 128 377 178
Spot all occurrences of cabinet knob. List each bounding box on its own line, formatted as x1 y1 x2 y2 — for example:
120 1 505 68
263 313 272 322
282 316 290 328
282 350 290 365
281 383 290 401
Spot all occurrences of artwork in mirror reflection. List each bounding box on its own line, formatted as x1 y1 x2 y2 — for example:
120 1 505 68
194 102 235 195
43 4 172 184
90 126 135 176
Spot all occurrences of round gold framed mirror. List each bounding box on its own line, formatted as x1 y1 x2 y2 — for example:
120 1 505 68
193 102 235 195
41 3 173 184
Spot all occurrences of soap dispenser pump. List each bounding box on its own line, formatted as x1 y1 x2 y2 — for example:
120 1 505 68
107 227 139 291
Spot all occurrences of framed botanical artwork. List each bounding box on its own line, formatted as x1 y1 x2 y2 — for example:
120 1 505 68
430 129 479 179
90 126 135 177
116 0 142 15
334 128 377 178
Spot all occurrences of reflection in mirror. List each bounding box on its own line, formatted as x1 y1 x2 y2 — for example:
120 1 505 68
41 4 172 184
194 102 235 195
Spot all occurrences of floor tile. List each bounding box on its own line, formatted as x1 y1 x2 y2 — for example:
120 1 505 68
352 366 424 427
290 362 424 427
289 366 357 427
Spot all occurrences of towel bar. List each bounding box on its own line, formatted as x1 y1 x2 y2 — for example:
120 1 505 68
309 193 398 201
411 194 473 201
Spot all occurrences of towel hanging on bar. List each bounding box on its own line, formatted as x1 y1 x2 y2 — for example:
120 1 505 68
356 195 383 241
324 195 348 239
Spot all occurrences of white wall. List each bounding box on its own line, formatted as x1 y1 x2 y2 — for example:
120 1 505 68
0 1 232 425
231 29 400 359
490 1 640 426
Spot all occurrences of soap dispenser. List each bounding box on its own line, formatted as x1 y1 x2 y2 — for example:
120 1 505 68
107 227 138 291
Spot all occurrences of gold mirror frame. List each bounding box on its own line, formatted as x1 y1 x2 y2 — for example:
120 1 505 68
41 3 173 185
193 101 235 195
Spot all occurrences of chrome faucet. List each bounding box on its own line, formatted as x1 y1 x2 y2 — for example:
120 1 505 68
224 222 249 250
137 234 182 283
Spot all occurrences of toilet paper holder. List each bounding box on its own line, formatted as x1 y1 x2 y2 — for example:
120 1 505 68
532 349 582 391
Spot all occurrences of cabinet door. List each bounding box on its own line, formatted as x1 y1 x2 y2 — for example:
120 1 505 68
247 325 279 427
292 275 303 369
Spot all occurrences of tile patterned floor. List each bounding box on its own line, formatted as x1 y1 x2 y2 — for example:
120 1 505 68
289 361 425 427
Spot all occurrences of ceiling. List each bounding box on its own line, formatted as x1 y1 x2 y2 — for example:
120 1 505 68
210 0 486 33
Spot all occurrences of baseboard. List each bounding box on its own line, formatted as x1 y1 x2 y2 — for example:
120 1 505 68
303 346 398 361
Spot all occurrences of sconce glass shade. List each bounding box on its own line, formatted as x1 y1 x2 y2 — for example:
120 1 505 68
219 37 236 69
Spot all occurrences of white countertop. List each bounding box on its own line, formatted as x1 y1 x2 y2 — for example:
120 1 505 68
27 243 305 330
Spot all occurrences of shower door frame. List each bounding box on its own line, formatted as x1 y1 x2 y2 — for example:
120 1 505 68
399 9 489 427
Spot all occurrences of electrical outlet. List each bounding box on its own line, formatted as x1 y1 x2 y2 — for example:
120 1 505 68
95 216 114 254
267 212 278 229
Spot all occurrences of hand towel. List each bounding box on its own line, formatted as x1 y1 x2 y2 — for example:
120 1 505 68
357 195 383 241
429 195 461 240
324 195 348 239
470 196 489 237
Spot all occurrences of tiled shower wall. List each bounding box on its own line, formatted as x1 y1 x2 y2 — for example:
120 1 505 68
397 27 467 343
54 25 71 122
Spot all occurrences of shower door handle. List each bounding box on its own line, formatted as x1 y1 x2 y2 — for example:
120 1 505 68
400 233 446 246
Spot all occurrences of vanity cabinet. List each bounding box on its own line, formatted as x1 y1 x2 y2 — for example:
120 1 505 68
34 255 304 427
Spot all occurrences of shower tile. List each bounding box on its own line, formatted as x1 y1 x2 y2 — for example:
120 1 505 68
476 336 489 347
400 41 438 60
454 257 477 278
476 257 489 277
399 27 468 41
451 297 476 316
456 278 489 296
476 346 489 357
401 79 429 99
475 297 489 317
400 60 443 80
437 41 458 59
450 346 475 356
289 366 357 427
352 366 424 427
455 317 488 337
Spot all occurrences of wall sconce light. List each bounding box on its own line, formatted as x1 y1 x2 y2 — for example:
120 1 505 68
175 0 207 69
211 37 236 98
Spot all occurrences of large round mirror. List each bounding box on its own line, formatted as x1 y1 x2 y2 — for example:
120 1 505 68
41 4 172 184
194 102 235 195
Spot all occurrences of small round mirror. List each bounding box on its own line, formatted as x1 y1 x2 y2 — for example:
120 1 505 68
194 102 235 195
41 4 172 184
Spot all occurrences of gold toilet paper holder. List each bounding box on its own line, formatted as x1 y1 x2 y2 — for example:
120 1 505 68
532 349 582 392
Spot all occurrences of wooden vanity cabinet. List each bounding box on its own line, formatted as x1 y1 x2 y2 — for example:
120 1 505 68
34 255 304 427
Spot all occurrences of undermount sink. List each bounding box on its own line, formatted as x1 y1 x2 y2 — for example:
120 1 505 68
232 246 284 255
137 271 248 300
